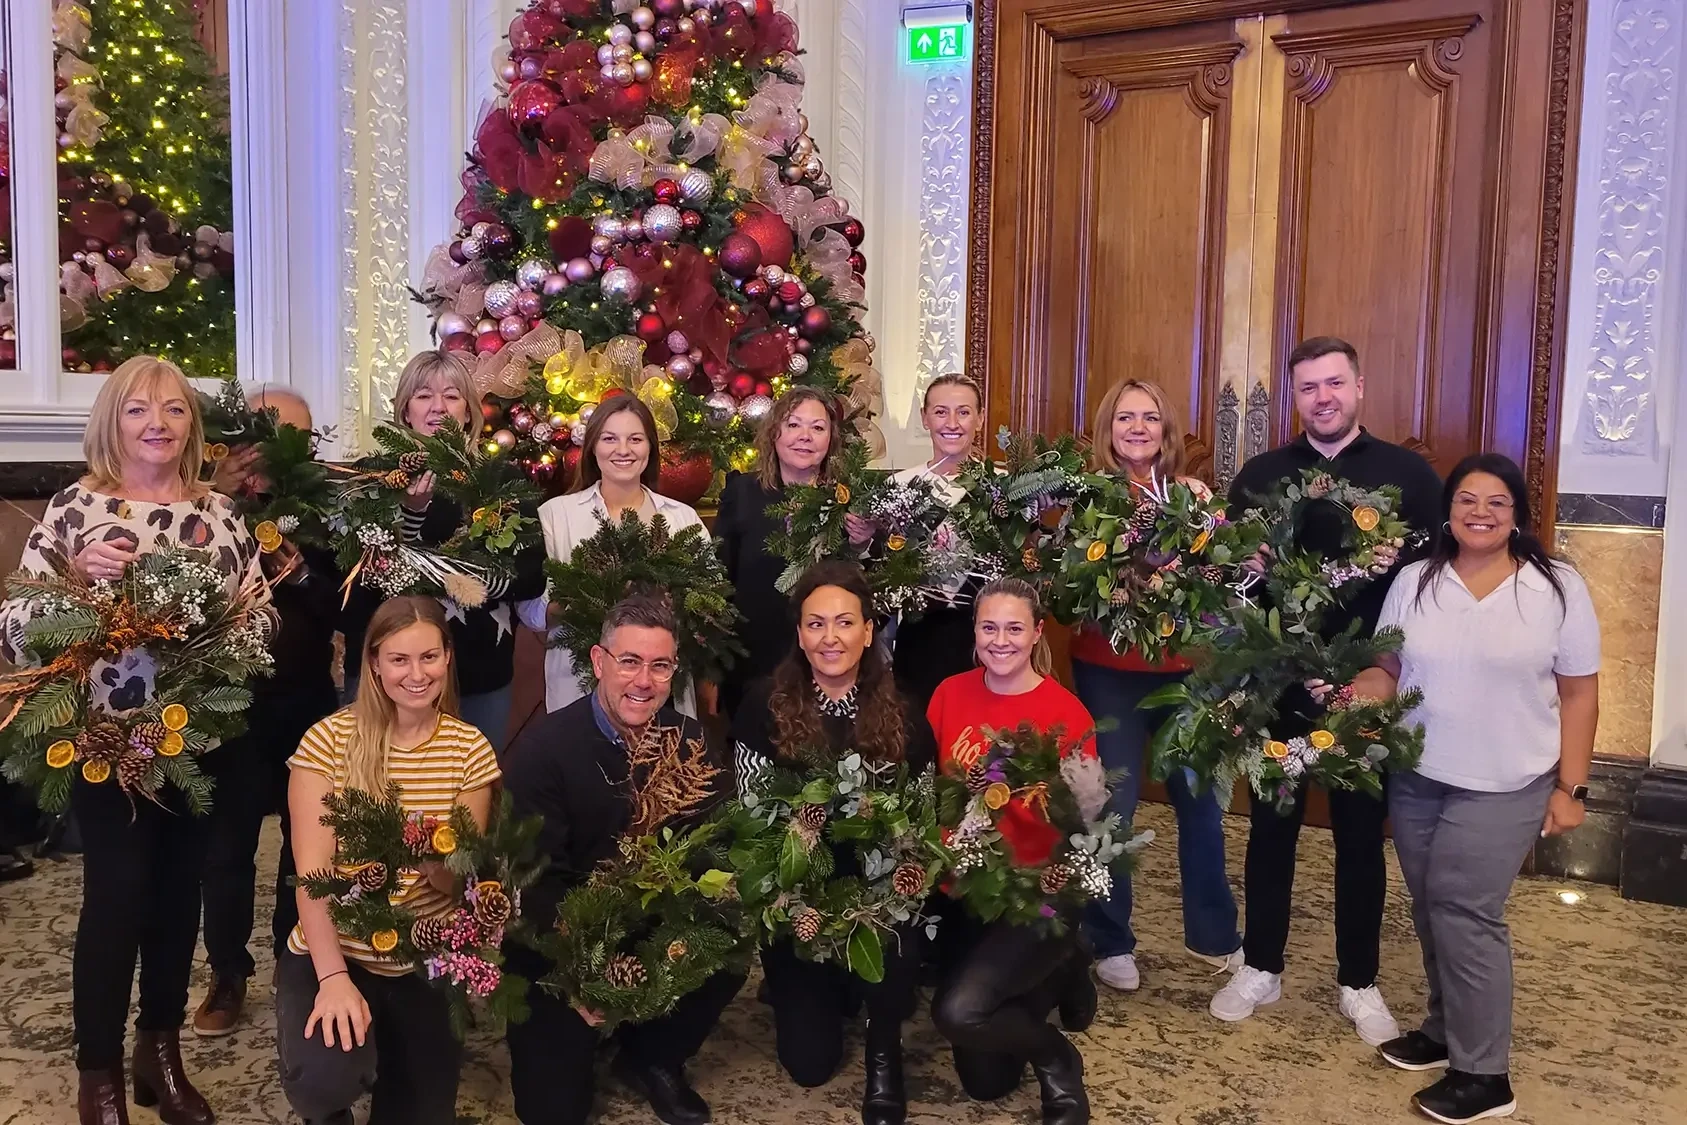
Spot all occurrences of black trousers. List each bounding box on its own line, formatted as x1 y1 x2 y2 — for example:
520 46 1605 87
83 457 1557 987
504 947 745 1125
759 929 922 1088
275 951 463 1125
1242 779 1388 987
72 780 208 1070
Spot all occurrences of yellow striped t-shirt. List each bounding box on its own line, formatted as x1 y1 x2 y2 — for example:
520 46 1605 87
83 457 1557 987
286 709 502 975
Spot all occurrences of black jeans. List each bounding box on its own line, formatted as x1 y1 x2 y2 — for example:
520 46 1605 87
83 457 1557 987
72 780 208 1070
931 908 1078 1100
759 928 922 1088
504 944 745 1125
274 951 463 1125
1242 779 1388 987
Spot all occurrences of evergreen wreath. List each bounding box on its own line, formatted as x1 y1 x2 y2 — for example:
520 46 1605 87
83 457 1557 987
544 510 743 692
295 785 544 1036
954 428 1104 595
0 538 276 813
933 722 1150 929
198 381 336 551
727 754 942 983
1051 472 1266 659
329 422 541 605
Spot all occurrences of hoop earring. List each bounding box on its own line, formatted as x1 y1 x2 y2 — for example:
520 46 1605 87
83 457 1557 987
1442 521 1452 534
1510 527 1520 539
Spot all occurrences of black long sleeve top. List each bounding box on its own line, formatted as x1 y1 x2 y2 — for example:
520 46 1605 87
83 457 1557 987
251 541 343 728
714 472 797 711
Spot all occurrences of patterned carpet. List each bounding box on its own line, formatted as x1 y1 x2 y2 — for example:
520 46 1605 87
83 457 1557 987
0 802 1680 1125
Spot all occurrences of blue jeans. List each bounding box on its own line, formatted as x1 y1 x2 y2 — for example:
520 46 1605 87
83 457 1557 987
341 676 513 757
1072 660 1241 959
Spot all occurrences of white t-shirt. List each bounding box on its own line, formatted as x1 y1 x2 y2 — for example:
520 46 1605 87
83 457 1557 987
1378 558 1601 792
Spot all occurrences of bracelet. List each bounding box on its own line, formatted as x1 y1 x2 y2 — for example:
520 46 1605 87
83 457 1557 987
317 969 349 985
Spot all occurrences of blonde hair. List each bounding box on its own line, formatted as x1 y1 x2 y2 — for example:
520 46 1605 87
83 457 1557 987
81 355 209 499
391 350 483 441
1089 378 1185 478
973 577 1053 677
754 386 845 491
922 372 982 412
344 597 461 793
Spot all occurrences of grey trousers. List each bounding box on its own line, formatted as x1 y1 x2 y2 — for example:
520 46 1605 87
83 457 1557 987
1389 768 1554 1075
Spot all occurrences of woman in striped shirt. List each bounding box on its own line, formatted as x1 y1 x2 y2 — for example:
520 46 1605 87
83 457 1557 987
278 596 501 1125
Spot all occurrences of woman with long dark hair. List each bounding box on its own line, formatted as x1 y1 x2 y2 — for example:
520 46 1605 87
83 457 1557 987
729 560 935 1125
1322 453 1600 1125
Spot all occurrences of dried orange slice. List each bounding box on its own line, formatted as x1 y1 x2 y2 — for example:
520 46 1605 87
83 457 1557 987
475 879 503 898
82 759 112 783
207 443 230 462
46 740 75 769
431 825 458 854
983 782 1012 810
1263 740 1290 761
1352 506 1380 532
834 483 850 505
1086 540 1107 563
369 929 400 954
1191 529 1212 553
160 704 189 731
886 534 906 552
1309 730 1337 751
159 731 185 757
1157 613 1176 638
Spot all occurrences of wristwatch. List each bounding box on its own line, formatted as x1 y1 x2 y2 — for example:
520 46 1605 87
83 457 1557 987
1557 780 1590 802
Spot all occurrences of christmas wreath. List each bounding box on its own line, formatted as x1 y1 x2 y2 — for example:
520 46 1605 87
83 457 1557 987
544 509 743 692
198 381 336 550
954 429 1104 593
329 422 541 605
727 754 942 983
296 785 544 1035
1051 472 1265 659
0 540 276 813
933 722 1151 929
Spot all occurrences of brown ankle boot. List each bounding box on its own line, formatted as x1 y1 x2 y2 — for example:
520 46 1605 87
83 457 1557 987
78 1065 130 1125
131 1028 214 1125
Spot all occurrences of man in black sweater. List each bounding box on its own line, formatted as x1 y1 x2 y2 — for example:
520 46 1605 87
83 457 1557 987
1209 337 1443 1047
503 595 742 1125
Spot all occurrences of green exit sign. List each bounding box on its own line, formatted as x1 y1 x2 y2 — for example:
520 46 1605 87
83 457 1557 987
906 22 969 64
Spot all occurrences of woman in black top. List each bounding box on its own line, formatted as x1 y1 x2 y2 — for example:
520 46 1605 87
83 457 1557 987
730 560 935 1125
339 349 545 753
714 387 850 717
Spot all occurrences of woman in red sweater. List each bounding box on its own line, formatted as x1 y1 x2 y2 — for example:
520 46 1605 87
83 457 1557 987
926 578 1097 1125
1069 379 1241 992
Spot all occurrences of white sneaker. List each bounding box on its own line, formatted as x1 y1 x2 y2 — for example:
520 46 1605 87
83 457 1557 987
1339 985 1402 1047
1095 953 1140 992
1187 945 1246 973
1209 965 1281 1022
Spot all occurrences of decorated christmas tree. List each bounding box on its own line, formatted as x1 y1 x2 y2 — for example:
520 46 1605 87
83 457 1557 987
45 0 236 377
417 0 884 503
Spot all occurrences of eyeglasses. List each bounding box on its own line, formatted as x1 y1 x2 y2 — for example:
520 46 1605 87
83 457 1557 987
608 652 678 681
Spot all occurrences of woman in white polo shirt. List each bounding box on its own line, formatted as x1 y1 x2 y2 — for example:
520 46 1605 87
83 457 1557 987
1334 453 1599 1125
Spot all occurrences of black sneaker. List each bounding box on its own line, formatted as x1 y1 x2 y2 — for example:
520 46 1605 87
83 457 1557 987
1412 1070 1516 1123
1380 1030 1450 1071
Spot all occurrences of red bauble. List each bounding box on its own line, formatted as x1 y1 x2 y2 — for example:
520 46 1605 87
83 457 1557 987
754 380 772 398
799 307 832 339
62 347 81 366
776 280 804 304
0 339 18 366
561 445 584 483
549 215 594 260
742 277 770 301
753 0 777 20
508 80 562 131
848 251 867 275
481 399 504 425
727 372 756 399
476 331 506 354
652 178 680 205
480 223 517 258
735 203 795 269
636 312 668 342
442 332 475 352
600 387 629 401
719 233 763 278
510 11 563 52
680 209 703 231
841 218 865 247
657 447 714 507
449 240 469 265
526 460 556 486
105 245 134 269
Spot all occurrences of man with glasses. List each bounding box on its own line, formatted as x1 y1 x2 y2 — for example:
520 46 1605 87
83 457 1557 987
500 595 743 1125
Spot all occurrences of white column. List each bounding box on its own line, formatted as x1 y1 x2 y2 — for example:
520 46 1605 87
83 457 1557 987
228 0 292 394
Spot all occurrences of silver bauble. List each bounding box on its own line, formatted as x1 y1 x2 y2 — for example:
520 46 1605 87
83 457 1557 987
635 31 656 53
437 312 472 338
498 60 520 85
763 265 785 285
632 6 656 30
570 421 589 445
781 163 805 184
471 221 492 239
591 235 614 256
492 429 518 453
703 391 738 427
624 218 645 242
476 318 500 336
643 204 683 243
812 172 832 193
608 23 634 46
786 353 810 376
611 62 635 86
738 394 775 423
530 422 555 444
601 63 620 82
602 267 642 303
632 58 654 83
484 280 522 318
499 315 527 341
460 234 485 260
597 43 616 66
594 215 626 242
612 44 635 64
678 169 713 204
579 403 597 423
515 258 550 291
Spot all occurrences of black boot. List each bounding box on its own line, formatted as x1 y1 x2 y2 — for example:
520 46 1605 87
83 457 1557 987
1057 956 1098 1033
1032 1034 1089 1125
612 1052 711 1125
861 1020 906 1125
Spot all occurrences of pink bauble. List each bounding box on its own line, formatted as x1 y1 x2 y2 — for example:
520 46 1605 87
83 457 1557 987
499 315 528 341
542 272 570 296
719 233 763 278
799 306 832 339
516 291 544 318
565 257 596 283
666 355 695 380
665 330 690 354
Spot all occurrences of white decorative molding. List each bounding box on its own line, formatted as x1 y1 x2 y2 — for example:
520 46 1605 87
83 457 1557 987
915 70 970 388
338 0 413 455
831 0 870 222
1575 0 1675 458
228 0 292 393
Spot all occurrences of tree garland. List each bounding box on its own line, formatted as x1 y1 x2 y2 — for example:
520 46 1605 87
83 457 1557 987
330 422 541 605
197 381 336 551
0 540 276 813
544 510 743 693
933 722 1150 930
296 785 544 1036
727 754 942 983
953 429 1104 596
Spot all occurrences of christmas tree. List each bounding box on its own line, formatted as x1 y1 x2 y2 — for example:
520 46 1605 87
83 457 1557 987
49 0 236 377
417 0 885 503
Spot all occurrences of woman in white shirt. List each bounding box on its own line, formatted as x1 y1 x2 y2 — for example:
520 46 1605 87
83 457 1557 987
1335 453 1599 1125
519 395 704 715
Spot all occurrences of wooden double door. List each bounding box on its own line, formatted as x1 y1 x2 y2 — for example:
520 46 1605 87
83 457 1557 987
969 0 1582 506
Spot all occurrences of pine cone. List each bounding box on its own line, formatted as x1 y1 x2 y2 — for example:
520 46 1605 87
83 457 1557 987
474 887 513 929
354 863 389 892
1199 565 1226 584
1039 864 1070 895
666 940 688 962
1109 586 1131 607
965 761 991 794
1130 502 1160 531
397 450 428 474
116 752 153 794
603 953 648 990
128 721 168 753
796 803 828 833
381 468 412 490
1020 546 1041 573
1306 473 1336 498
891 863 926 897
77 720 126 762
792 907 823 943
411 916 447 950
991 498 1010 519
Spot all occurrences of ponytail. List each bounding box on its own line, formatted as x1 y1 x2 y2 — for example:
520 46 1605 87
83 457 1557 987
973 577 1053 676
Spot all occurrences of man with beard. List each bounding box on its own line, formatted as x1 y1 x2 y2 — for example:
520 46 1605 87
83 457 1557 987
1209 338 1442 1047
502 596 743 1125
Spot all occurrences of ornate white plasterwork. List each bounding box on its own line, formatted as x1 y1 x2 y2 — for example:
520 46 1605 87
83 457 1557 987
339 1 413 456
1577 0 1675 456
831 0 869 222
916 70 970 388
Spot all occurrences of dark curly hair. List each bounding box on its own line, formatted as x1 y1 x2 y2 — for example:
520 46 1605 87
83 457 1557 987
769 559 906 766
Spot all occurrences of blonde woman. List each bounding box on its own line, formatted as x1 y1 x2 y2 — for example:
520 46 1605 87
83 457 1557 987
1069 379 1241 993
339 350 545 753
0 357 259 1125
279 596 500 1125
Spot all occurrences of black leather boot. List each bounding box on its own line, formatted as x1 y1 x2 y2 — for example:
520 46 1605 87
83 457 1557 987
612 1052 712 1125
1032 1034 1089 1125
861 1019 907 1125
